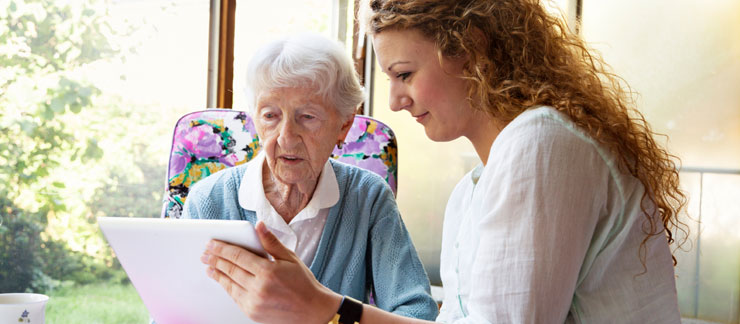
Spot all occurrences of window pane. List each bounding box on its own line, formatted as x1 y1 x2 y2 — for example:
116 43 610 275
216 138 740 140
581 1 740 169
232 0 334 110
581 1 740 322
2 0 208 321
676 172 740 323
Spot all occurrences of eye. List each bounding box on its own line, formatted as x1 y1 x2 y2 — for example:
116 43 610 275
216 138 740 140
302 114 316 120
261 109 278 120
396 72 411 81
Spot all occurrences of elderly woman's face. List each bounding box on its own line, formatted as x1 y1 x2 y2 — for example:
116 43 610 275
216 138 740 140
254 87 353 185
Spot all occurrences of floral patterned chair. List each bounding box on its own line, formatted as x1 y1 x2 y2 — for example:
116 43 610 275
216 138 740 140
162 109 398 218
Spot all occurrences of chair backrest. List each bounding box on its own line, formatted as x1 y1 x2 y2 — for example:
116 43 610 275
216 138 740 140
162 109 398 218
332 115 397 194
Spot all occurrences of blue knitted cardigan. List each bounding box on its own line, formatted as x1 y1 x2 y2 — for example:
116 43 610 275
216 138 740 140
183 160 439 320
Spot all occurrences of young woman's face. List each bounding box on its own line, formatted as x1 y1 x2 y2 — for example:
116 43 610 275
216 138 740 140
373 29 477 142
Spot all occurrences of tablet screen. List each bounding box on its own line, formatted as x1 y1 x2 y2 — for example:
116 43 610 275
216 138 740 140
98 217 264 324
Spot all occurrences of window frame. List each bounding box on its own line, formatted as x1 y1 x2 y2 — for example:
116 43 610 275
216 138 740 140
208 0 364 111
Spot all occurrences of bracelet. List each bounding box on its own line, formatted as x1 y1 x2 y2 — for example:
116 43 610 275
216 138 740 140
327 295 363 324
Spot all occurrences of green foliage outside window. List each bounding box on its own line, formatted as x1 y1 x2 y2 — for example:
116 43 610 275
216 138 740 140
0 0 163 295
0 197 45 292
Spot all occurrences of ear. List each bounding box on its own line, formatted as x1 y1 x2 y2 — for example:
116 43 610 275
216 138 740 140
470 26 487 47
467 26 488 70
445 26 486 72
337 113 356 143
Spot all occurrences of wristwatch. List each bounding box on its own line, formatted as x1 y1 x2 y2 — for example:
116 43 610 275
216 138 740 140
328 295 363 324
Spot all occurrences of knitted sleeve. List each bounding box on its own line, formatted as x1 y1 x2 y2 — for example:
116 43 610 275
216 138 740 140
365 176 439 320
182 167 244 220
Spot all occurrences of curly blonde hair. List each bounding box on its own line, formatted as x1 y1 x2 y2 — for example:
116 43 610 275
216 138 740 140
363 0 687 265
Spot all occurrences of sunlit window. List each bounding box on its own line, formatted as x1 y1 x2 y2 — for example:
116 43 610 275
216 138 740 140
580 1 740 322
2 0 264 322
231 0 348 111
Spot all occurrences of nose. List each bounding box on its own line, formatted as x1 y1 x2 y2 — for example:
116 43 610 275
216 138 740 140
277 119 300 149
389 83 412 112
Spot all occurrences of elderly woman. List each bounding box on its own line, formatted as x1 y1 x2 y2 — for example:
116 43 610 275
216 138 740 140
183 33 438 321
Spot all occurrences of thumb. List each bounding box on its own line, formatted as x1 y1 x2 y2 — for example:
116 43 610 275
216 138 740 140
255 221 297 262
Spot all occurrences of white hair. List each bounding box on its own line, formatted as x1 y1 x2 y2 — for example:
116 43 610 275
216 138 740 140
244 33 365 119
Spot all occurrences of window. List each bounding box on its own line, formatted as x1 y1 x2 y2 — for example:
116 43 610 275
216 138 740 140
231 0 335 111
580 1 740 322
1 0 212 320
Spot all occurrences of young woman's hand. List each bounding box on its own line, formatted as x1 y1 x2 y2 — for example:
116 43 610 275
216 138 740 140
201 222 342 324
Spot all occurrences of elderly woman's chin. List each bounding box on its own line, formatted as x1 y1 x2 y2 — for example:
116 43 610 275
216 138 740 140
272 161 320 185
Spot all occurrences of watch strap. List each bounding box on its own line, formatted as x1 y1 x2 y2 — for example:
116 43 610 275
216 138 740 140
335 295 363 324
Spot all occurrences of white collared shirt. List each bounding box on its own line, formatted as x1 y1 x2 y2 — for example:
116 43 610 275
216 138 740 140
238 152 339 266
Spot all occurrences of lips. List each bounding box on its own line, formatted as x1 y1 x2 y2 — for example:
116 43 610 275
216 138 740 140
413 112 429 123
278 155 304 164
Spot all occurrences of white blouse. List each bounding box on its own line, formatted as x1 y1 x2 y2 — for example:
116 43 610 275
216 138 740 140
238 152 339 266
437 107 680 323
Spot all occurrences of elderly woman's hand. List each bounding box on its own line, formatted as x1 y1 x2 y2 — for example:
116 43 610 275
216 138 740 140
201 222 342 324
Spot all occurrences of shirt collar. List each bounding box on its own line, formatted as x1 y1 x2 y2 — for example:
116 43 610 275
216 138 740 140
238 152 340 224
471 163 484 185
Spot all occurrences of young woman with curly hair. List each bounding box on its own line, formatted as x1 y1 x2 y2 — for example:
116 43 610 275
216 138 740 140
199 0 688 323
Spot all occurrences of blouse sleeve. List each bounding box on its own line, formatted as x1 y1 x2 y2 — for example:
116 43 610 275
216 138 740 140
453 116 612 323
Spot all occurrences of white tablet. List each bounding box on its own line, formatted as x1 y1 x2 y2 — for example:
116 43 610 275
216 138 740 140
98 217 266 324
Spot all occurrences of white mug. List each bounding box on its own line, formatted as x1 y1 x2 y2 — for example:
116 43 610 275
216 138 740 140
0 293 49 324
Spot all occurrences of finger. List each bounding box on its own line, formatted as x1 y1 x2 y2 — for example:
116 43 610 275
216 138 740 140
206 240 271 273
204 253 255 288
207 266 249 305
255 221 297 261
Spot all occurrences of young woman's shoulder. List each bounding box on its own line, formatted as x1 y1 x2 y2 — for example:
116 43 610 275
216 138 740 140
484 105 627 201
501 106 591 142
495 106 618 169
487 105 640 209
